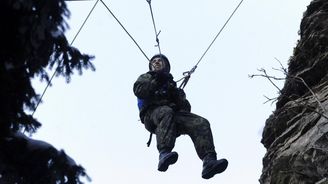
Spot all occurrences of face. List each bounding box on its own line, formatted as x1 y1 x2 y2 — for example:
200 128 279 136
150 57 165 71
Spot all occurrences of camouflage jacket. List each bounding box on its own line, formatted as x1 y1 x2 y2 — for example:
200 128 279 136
133 71 191 121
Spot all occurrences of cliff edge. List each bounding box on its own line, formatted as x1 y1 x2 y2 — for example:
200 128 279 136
261 0 328 183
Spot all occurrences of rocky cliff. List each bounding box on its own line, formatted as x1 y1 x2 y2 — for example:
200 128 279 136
260 0 328 183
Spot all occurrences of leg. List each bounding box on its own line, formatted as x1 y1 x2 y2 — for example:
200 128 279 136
174 112 228 179
146 105 178 171
174 111 216 160
148 105 177 152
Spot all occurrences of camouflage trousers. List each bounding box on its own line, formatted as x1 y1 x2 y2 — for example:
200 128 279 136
143 105 217 160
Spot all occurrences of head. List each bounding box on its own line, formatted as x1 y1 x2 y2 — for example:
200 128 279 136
149 54 170 73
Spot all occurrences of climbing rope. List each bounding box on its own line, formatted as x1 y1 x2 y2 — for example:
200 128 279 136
32 0 100 116
33 0 244 116
33 0 152 116
177 0 244 89
100 0 150 61
146 0 162 55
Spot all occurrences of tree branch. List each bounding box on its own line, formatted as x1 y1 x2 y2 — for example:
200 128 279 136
250 60 327 120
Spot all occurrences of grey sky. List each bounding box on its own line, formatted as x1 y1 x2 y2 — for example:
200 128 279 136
32 0 311 183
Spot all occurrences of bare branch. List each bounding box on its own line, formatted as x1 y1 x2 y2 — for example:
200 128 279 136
274 57 288 74
250 61 327 120
249 68 284 94
263 95 278 104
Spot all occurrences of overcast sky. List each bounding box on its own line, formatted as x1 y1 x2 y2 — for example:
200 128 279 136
32 0 311 183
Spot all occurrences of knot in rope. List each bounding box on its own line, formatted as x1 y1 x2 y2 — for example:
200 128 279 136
146 0 162 55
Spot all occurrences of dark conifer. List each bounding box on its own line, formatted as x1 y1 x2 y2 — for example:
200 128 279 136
0 0 94 183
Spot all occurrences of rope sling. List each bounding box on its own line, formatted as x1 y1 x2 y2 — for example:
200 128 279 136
145 0 244 146
33 0 244 147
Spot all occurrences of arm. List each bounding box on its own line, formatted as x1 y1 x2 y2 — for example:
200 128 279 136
170 87 191 112
133 72 159 99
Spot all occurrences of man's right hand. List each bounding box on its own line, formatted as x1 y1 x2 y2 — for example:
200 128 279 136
148 71 171 85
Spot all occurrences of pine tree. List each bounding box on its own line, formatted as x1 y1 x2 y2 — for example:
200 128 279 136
0 0 94 183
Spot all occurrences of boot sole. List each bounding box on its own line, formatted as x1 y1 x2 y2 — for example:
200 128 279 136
158 152 178 172
202 159 228 179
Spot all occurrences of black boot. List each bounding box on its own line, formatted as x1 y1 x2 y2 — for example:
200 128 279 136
202 154 228 179
157 151 178 172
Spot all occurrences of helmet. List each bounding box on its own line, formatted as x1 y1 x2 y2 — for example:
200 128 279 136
149 54 171 73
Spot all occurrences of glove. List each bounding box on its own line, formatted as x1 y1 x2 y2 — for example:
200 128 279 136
155 72 171 84
148 71 171 86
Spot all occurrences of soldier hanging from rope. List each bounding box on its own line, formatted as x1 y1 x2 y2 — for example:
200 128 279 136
133 54 228 179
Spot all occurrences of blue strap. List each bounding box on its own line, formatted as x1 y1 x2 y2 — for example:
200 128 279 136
137 98 145 110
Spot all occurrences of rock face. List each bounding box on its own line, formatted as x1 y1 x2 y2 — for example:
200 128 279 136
260 0 328 184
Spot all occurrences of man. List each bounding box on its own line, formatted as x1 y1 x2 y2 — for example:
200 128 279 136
133 54 228 179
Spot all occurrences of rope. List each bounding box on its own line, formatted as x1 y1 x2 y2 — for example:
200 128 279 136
145 0 164 147
32 0 244 115
100 0 150 61
178 65 197 89
32 0 100 116
177 0 244 89
146 0 162 55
